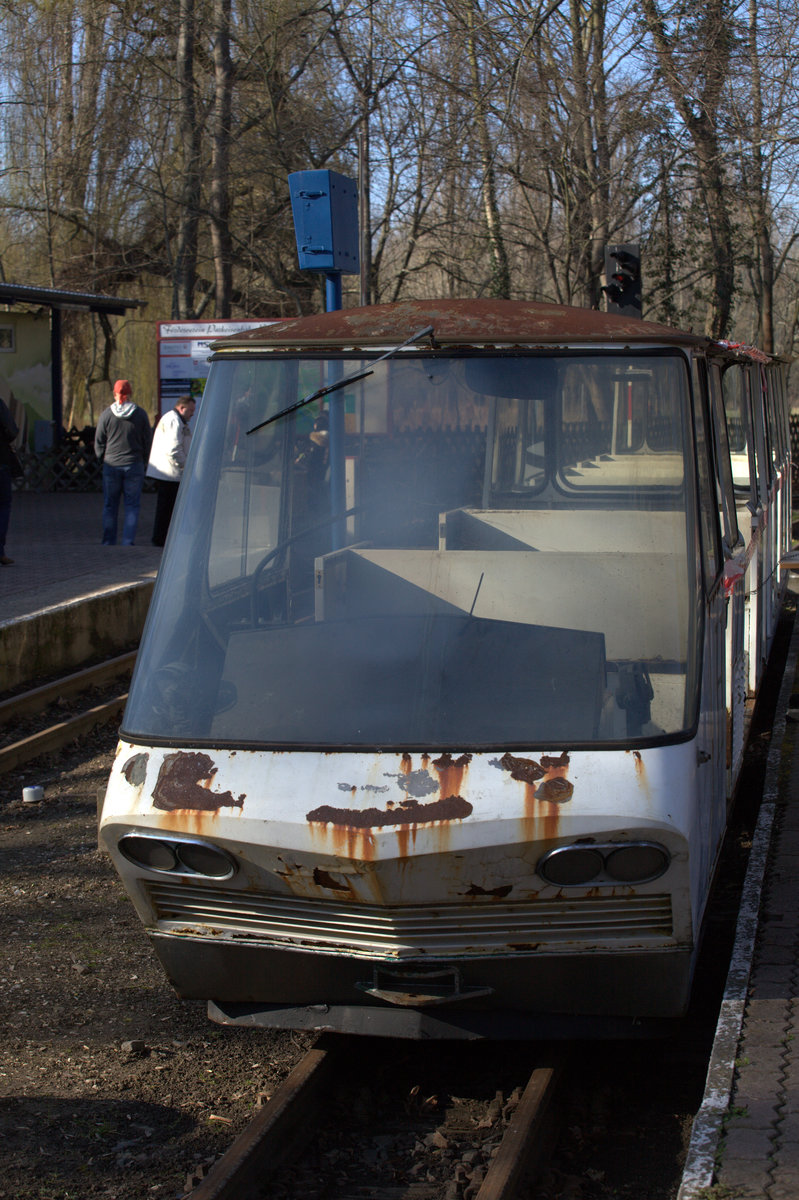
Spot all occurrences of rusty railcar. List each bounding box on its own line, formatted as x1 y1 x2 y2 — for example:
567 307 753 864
99 300 790 1038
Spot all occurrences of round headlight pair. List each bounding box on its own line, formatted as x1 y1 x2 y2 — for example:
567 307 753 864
118 834 235 879
537 841 670 886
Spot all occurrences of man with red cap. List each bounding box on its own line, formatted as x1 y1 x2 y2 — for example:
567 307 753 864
94 379 152 545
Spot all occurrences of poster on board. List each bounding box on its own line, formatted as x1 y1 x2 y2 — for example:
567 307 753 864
157 320 284 416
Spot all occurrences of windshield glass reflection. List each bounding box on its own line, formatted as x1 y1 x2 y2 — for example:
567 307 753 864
124 351 696 749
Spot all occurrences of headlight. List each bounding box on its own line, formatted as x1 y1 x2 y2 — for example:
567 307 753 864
119 834 236 880
605 844 669 883
119 835 177 872
537 847 604 885
175 840 234 878
538 841 670 886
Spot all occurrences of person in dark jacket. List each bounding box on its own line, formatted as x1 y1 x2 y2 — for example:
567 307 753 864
0 384 19 565
94 380 152 545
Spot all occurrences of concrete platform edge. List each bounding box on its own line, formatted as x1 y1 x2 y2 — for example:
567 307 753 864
0 580 154 692
678 608 799 1199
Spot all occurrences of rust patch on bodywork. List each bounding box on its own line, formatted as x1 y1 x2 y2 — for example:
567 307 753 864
432 752 472 799
327 826 377 861
313 867 351 891
631 749 651 799
497 750 572 840
499 751 571 794
216 298 706 351
275 857 301 878
152 752 242 812
306 794 472 829
122 753 148 787
535 751 572 832
536 777 574 803
541 751 570 770
464 883 513 898
499 752 546 784
432 752 472 769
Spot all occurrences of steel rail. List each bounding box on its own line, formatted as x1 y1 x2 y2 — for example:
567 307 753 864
475 1057 565 1200
187 1035 344 1200
185 1039 564 1200
0 653 136 774
0 694 128 774
0 650 135 726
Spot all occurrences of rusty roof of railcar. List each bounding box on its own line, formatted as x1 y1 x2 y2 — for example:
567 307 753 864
211 298 711 352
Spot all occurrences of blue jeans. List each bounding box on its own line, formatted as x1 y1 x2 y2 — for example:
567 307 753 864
102 462 144 545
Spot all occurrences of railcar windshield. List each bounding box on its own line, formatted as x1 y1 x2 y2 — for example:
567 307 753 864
124 350 699 749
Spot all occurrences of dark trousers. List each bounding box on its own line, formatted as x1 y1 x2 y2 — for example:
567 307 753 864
152 480 180 546
0 465 11 557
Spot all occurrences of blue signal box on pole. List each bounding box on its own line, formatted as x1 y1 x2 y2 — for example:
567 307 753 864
288 171 359 275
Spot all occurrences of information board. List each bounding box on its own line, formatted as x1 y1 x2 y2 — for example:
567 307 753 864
157 319 283 415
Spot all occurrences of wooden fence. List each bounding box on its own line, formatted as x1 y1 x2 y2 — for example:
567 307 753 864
16 429 102 492
14 427 152 493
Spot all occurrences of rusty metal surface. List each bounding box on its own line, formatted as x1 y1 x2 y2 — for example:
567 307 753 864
305 749 571 833
211 298 709 351
151 751 243 812
187 1034 343 1200
101 739 695 925
306 793 473 828
475 1058 565 1200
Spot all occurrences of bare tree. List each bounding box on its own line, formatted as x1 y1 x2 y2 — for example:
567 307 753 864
0 0 797 404
638 0 735 337
460 0 511 298
210 0 234 316
173 0 203 318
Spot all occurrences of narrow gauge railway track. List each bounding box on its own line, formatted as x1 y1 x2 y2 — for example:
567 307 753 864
187 1034 565 1200
0 650 135 773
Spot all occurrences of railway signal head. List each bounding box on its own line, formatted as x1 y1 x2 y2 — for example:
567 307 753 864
603 244 642 318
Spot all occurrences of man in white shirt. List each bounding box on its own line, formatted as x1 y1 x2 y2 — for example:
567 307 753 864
146 394 196 546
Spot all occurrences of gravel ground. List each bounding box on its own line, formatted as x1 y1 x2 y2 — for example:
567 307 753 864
3 635 777 1200
0 723 313 1200
0 718 695 1200
0 720 699 1200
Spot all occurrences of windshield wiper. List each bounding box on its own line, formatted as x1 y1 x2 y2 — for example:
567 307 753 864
246 323 435 436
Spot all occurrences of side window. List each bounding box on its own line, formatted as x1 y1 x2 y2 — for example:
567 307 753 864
692 359 723 587
707 361 740 553
721 364 754 494
755 367 774 489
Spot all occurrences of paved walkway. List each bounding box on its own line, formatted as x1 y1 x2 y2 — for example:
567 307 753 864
0 491 162 625
716 627 799 1200
680 603 799 1199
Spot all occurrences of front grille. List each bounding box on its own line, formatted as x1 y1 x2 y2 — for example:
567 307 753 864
144 881 674 958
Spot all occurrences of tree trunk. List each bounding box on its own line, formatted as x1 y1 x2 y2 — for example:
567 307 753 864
210 0 233 318
173 0 201 319
639 0 735 338
747 0 774 352
464 0 511 299
567 0 610 307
